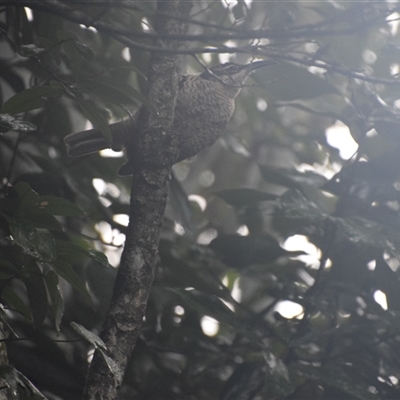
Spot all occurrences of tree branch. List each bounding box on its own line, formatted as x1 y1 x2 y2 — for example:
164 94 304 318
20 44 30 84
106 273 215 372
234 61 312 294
81 1 192 399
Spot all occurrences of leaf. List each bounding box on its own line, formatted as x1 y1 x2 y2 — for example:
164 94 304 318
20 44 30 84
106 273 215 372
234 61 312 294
295 363 381 400
169 172 193 232
98 348 123 385
9 220 56 261
220 361 265 400
55 239 109 267
36 195 84 217
0 113 36 133
44 270 64 333
79 76 156 113
277 189 325 222
253 62 337 101
1 85 63 114
169 288 261 345
52 260 92 303
1 285 31 320
0 366 48 399
76 98 112 143
19 212 63 232
23 264 48 328
70 322 123 384
0 260 19 278
14 181 39 210
374 256 400 310
214 188 277 207
260 165 327 189
71 322 106 350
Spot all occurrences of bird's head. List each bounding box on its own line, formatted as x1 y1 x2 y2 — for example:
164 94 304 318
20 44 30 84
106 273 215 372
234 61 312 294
201 60 273 97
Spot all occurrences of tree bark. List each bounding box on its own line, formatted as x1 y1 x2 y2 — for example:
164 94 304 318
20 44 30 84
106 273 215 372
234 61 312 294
82 1 192 399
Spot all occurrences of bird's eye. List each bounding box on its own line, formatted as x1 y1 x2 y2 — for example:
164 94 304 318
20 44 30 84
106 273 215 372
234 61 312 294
228 65 240 73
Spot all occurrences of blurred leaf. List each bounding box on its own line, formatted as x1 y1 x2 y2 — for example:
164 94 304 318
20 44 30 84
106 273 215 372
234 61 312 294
220 361 265 400
169 288 261 345
1 85 63 114
19 212 63 232
1 285 31 320
79 76 156 113
52 260 92 303
75 98 112 143
44 270 64 333
374 256 400 310
35 195 84 217
55 240 109 267
169 172 193 232
260 165 327 189
9 220 56 261
253 62 337 101
0 366 48 399
213 189 277 207
23 264 48 328
295 363 381 400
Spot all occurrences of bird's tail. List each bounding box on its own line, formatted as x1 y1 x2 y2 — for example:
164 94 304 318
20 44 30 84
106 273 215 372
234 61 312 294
64 120 131 157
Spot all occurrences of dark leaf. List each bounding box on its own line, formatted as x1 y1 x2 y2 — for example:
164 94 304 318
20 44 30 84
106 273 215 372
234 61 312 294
1 285 31 320
23 264 48 328
52 260 92 304
44 270 64 333
1 85 63 114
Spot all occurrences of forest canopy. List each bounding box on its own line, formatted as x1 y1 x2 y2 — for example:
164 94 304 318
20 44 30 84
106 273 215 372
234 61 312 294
2 1 400 399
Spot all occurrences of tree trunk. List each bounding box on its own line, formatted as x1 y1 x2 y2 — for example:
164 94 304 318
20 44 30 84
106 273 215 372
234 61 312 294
82 1 192 398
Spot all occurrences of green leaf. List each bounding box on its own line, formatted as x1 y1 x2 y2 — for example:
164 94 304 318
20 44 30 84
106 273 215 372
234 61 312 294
23 264 48 328
70 322 122 385
169 288 261 345
2 85 63 114
19 212 63 232
0 113 36 133
56 239 109 267
14 181 39 211
71 321 106 350
0 260 19 278
79 76 156 113
36 195 84 217
1 285 31 320
44 270 64 333
214 188 277 207
76 98 112 143
9 220 56 261
52 260 92 303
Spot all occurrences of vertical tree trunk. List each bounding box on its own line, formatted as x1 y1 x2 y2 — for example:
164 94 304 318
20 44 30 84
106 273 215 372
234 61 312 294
82 1 192 398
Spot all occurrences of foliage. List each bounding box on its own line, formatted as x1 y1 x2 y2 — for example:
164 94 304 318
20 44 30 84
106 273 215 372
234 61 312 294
1 1 400 399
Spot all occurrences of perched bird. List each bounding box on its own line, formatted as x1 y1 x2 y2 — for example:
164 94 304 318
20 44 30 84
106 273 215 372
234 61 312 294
64 61 273 175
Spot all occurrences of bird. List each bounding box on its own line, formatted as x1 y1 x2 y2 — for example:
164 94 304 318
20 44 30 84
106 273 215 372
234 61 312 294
64 60 273 175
